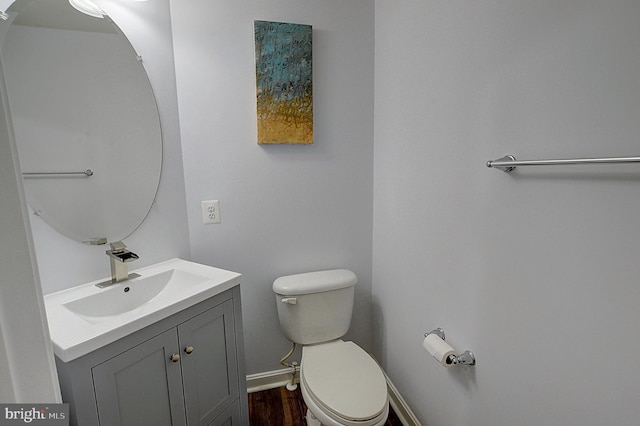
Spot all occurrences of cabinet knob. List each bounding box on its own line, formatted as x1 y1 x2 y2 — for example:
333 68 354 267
170 353 180 363
184 346 194 354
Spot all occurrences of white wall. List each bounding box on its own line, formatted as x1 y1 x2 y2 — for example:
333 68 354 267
0 55 60 402
374 1 640 424
170 0 375 374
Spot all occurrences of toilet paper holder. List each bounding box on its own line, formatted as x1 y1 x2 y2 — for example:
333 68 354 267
425 328 476 366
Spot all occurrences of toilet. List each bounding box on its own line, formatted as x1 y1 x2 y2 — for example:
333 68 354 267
273 269 389 426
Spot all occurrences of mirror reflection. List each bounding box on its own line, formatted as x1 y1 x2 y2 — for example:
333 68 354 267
0 0 162 243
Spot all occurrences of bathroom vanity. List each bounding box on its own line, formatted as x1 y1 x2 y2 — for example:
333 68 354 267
45 259 248 426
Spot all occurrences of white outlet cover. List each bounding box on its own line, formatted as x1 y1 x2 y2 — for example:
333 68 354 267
201 200 221 224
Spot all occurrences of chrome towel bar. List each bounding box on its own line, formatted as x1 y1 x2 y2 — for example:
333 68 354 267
22 169 94 177
486 155 640 173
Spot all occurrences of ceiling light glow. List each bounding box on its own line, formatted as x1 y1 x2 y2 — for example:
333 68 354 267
69 0 105 18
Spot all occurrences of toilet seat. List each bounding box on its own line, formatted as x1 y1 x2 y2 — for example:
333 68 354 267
301 340 388 425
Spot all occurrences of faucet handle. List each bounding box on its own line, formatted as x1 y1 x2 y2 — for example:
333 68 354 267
109 241 127 253
106 241 139 263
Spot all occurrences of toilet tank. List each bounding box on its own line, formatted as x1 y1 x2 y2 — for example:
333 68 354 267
273 269 357 345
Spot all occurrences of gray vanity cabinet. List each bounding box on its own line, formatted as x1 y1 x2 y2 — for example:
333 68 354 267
92 328 187 426
178 298 239 425
55 286 248 426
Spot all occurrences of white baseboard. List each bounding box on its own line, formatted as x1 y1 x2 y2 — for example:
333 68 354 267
246 368 421 426
247 367 298 393
382 370 422 426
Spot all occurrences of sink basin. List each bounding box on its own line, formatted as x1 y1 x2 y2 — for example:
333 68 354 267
45 258 241 362
63 269 208 321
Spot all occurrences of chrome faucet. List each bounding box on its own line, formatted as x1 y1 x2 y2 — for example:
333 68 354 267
105 241 139 283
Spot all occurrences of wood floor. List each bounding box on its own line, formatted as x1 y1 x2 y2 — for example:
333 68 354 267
248 386 404 425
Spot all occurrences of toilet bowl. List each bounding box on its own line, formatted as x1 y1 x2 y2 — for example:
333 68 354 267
300 340 389 426
273 269 390 426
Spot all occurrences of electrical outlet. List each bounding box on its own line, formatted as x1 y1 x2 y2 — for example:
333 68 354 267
201 200 221 224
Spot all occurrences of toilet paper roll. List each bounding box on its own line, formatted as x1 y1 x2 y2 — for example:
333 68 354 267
423 333 456 367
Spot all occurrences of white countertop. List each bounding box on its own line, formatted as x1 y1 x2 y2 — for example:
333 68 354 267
44 258 241 362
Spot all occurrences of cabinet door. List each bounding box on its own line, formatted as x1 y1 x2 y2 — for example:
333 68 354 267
92 329 187 426
207 401 240 426
178 299 238 426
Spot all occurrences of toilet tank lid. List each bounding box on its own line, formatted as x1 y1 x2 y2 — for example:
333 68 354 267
273 269 357 296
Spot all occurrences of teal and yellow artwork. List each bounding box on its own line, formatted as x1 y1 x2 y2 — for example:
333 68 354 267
254 20 313 144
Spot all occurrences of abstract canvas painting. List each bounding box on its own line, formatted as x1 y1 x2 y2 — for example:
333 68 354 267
254 20 313 144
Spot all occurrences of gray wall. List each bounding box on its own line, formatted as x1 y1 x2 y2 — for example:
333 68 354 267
374 1 640 424
170 0 375 375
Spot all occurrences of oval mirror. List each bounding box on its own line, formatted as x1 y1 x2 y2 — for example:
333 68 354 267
0 0 162 244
